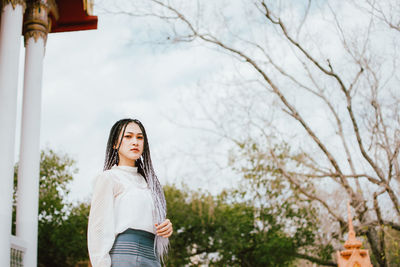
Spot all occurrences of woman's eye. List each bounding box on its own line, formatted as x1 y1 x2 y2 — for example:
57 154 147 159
124 135 131 138
137 136 143 139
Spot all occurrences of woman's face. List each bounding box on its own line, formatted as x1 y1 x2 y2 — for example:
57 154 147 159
115 122 145 166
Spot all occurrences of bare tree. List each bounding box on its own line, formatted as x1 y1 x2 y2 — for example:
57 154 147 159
108 0 400 266
364 0 400 32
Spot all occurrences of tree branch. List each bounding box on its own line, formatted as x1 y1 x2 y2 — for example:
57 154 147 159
260 1 388 185
271 149 345 225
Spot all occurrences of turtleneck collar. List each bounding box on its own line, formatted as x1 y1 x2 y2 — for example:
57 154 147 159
112 165 138 174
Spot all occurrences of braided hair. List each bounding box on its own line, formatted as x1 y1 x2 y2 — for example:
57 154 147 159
103 118 169 261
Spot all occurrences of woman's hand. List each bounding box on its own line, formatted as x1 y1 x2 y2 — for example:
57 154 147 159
155 218 173 238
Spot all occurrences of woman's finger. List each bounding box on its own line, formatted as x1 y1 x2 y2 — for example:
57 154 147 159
159 227 173 237
157 222 172 235
155 219 170 230
164 229 173 238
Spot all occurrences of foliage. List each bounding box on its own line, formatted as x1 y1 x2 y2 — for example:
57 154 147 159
384 226 400 267
37 202 90 267
164 178 318 267
13 149 88 267
230 141 332 264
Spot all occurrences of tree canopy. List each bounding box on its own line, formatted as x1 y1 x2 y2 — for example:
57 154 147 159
164 180 318 266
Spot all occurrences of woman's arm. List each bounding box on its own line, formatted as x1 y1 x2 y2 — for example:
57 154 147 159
87 173 115 267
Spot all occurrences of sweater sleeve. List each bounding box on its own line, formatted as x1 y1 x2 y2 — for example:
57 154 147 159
87 172 116 267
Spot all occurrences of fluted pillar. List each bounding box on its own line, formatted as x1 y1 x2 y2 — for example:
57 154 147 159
0 1 25 266
16 1 56 266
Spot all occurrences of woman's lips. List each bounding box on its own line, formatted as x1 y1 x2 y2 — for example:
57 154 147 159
131 148 140 152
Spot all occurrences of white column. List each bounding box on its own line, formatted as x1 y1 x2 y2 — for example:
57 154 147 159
16 1 50 266
16 36 45 267
0 2 24 267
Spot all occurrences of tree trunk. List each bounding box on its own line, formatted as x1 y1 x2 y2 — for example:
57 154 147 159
366 228 387 267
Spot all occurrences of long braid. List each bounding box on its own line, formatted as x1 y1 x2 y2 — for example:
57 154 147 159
103 118 169 262
103 120 129 170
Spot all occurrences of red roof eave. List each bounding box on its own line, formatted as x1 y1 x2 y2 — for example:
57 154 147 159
50 0 98 33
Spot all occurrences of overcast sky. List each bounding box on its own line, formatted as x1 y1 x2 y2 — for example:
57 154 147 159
13 10 235 202
12 0 399 206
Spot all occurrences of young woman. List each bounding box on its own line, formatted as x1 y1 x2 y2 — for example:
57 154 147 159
88 118 173 267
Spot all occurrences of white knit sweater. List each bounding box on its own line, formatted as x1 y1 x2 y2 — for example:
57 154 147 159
87 165 156 267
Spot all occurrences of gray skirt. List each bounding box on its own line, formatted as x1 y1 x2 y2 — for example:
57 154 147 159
110 228 161 267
